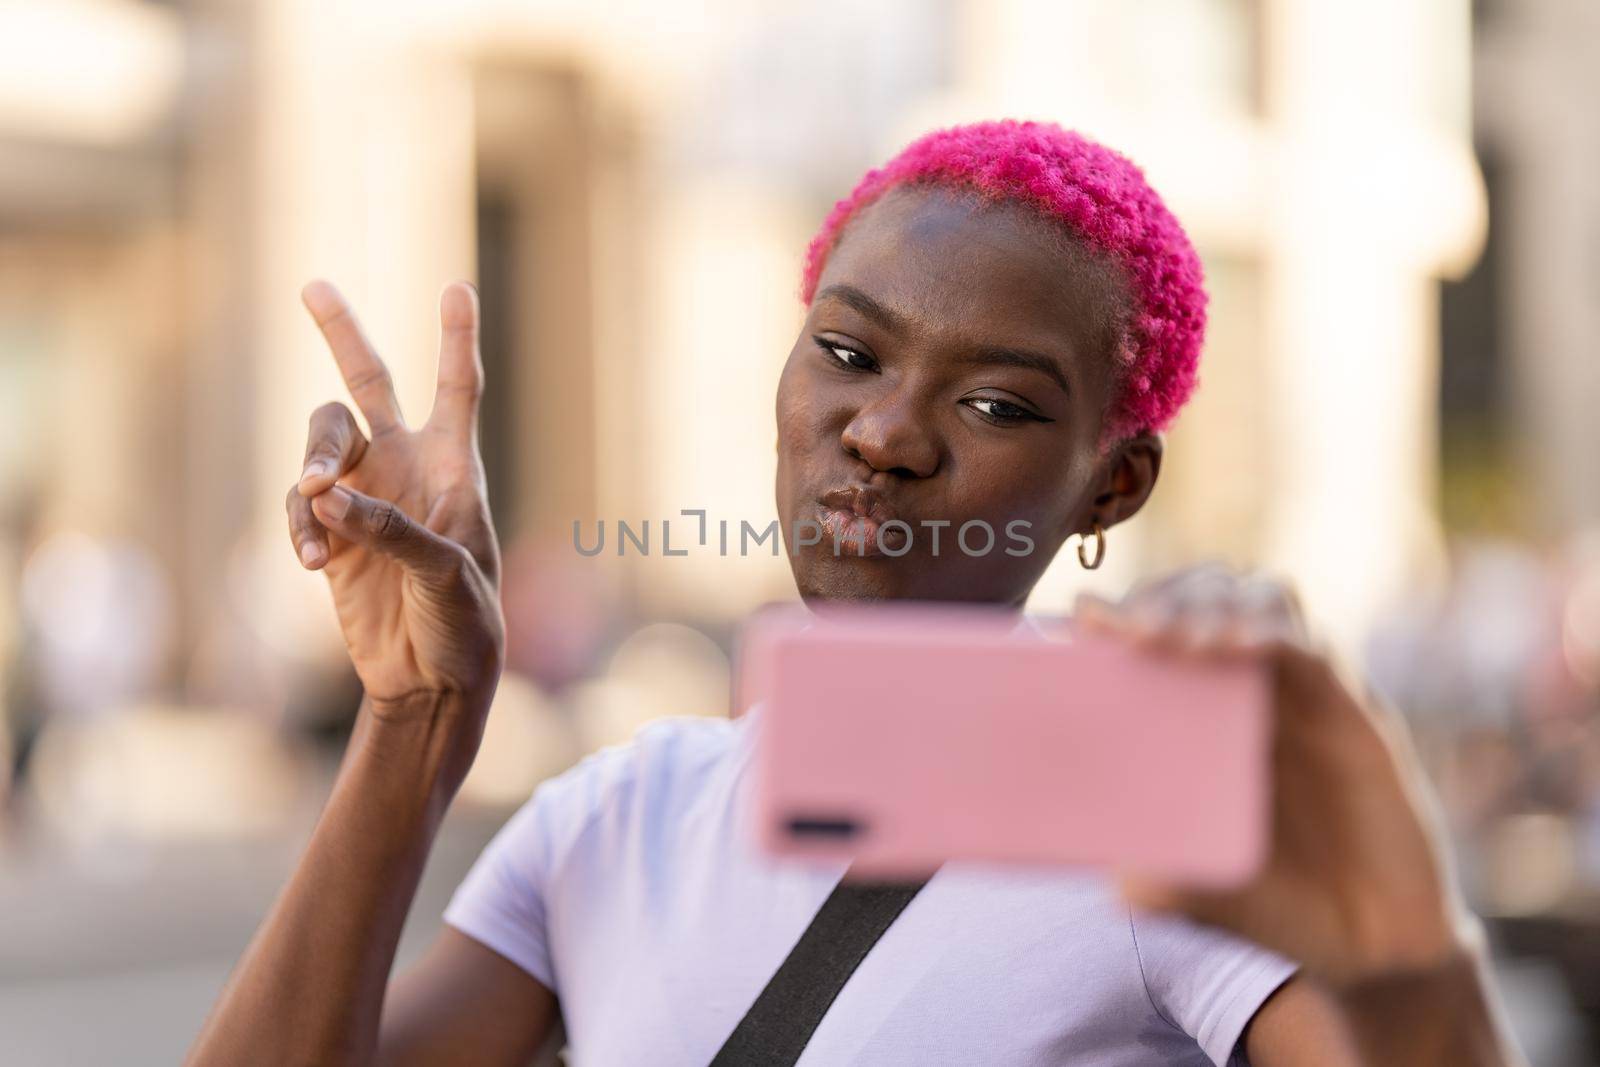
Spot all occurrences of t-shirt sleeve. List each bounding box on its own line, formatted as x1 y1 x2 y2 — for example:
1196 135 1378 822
1129 908 1300 1067
441 741 638 994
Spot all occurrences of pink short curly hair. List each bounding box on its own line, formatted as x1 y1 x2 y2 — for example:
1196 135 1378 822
800 119 1206 442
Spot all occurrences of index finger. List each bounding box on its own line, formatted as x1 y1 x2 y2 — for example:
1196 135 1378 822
301 279 405 435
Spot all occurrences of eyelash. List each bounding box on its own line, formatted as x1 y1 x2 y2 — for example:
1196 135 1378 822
812 336 1052 426
815 336 877 372
964 397 1051 425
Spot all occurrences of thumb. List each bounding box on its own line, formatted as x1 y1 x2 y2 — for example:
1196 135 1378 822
311 485 464 578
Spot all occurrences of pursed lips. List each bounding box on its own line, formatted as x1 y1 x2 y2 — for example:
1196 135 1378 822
815 485 911 558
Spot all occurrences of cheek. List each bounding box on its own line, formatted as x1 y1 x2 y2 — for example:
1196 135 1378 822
775 361 838 460
952 440 1090 534
774 360 820 516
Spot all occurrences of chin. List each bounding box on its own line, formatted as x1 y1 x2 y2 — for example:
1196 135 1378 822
792 568 909 604
789 557 1010 605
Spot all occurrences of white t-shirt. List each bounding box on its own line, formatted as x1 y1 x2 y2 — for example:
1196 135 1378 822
443 710 1296 1066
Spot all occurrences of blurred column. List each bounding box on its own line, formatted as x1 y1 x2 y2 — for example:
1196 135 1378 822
1256 0 1482 647
246 0 476 579
1475 1 1600 535
180 0 265 671
0 0 191 670
472 63 601 542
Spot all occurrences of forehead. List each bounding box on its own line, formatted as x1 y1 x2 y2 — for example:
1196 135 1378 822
813 184 1124 383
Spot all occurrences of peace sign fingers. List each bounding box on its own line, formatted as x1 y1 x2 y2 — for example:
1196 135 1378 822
301 279 406 436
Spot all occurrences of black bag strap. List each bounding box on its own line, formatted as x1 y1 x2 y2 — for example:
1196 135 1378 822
709 870 933 1067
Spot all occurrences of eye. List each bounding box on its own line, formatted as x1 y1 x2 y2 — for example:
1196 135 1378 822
813 335 877 372
963 396 1053 425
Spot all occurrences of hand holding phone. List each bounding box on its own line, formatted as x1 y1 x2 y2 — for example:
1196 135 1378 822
1073 566 1477 987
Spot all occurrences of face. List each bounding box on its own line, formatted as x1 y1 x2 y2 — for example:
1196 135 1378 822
775 184 1162 606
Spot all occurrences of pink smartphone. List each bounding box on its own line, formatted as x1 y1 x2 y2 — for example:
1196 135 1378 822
738 602 1271 887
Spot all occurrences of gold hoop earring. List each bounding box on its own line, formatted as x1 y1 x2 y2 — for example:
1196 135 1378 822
1077 521 1106 570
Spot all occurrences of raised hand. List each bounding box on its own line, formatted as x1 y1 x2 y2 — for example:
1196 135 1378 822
186 282 515 1067
285 280 504 725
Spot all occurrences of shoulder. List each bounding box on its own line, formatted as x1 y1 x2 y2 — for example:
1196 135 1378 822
451 714 742 895
504 714 743 853
440 714 746 991
579 713 744 804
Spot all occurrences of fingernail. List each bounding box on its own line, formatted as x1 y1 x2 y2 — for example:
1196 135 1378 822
300 541 325 567
316 486 353 521
300 458 333 484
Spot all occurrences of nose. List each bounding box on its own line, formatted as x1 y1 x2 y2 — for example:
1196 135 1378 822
840 390 940 479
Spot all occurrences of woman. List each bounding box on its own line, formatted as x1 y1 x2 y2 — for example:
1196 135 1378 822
188 121 1524 1065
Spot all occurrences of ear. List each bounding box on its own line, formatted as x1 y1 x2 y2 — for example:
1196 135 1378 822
1083 433 1162 534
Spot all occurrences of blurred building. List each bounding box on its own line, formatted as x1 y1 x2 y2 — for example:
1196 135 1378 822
1 0 1485 670
6 1 1600 1064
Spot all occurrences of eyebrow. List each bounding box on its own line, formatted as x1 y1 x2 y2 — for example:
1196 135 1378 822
958 346 1072 395
815 282 1071 395
814 283 909 335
